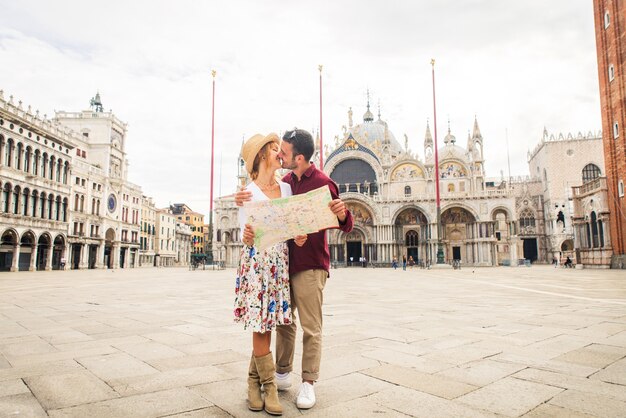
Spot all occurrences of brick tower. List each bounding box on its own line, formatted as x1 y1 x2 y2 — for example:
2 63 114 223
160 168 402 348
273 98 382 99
593 0 626 266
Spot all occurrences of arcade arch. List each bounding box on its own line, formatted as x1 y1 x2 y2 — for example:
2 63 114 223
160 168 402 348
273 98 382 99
394 207 429 264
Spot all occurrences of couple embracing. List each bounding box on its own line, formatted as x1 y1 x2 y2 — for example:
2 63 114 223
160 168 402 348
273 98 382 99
234 129 353 415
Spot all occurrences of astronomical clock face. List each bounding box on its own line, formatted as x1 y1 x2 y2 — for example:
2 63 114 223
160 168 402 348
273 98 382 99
107 194 117 213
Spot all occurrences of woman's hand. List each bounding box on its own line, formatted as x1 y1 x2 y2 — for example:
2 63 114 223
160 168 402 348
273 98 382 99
235 189 253 207
242 224 255 246
294 234 308 247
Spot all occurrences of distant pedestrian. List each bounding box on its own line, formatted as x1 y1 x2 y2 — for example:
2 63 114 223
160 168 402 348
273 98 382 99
392 258 398 270
408 256 415 268
564 256 573 268
402 255 407 271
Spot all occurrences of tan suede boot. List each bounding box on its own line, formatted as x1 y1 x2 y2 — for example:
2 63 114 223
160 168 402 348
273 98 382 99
254 352 282 416
247 353 263 411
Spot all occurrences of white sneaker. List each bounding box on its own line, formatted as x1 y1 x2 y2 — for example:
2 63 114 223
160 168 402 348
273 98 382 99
275 372 291 391
296 382 316 409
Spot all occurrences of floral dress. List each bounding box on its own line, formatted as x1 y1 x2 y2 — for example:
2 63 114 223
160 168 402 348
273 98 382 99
234 182 292 333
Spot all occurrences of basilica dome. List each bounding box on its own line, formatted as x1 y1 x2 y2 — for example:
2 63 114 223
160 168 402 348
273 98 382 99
425 127 469 164
349 109 404 155
438 143 469 162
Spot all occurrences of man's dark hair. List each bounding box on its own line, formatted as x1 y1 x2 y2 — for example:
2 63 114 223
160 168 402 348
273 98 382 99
283 128 314 162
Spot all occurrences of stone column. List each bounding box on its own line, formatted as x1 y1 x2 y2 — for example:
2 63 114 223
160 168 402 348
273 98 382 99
63 244 70 270
111 244 118 269
79 244 88 269
97 244 105 269
10 244 21 272
29 245 37 271
510 237 518 263
603 218 611 246
45 246 53 271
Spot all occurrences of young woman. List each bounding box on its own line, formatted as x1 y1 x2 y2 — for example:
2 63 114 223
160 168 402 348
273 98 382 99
234 133 304 416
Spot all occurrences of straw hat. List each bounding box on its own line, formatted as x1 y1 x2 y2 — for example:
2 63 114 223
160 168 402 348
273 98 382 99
241 133 280 175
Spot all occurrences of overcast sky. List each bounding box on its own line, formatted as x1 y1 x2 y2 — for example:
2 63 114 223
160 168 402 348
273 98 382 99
0 0 601 216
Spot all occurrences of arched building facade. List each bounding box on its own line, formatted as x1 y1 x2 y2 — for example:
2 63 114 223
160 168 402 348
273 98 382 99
322 103 517 266
0 90 144 271
213 95 606 268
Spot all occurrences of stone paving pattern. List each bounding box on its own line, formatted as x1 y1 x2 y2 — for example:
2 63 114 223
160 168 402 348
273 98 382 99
0 265 625 417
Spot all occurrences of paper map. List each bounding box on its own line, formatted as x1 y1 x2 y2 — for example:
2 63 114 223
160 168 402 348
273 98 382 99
243 186 339 251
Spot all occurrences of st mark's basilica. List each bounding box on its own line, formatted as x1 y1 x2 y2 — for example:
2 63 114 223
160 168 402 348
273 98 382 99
214 96 608 268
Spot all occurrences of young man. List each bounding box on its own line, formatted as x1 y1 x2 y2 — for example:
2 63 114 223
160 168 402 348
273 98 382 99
237 128 353 409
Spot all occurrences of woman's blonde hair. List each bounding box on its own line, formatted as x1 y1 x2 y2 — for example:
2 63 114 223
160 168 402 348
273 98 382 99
250 142 275 180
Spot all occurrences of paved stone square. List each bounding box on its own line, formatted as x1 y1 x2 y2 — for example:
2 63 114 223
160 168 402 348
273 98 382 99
0 265 625 417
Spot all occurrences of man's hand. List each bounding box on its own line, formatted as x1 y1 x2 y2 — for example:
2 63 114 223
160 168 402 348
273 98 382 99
242 224 255 246
294 234 308 247
235 189 253 207
329 199 347 223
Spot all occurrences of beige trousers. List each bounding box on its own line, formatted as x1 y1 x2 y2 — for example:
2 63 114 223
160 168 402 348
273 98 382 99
275 269 328 381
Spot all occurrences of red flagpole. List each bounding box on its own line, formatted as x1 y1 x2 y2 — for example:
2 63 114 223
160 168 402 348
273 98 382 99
319 65 324 170
431 59 444 264
209 70 216 256
431 60 440 210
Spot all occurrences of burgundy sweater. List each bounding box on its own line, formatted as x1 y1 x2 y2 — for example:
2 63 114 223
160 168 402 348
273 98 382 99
282 164 353 276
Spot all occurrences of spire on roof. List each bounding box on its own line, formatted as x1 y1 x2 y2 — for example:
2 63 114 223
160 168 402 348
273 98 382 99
363 89 374 122
472 115 482 140
424 120 433 145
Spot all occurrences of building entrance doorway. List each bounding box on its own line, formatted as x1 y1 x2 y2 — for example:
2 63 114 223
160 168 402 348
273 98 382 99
345 229 364 266
405 230 419 264
52 236 64 270
104 228 115 269
71 244 81 269
36 235 50 270
104 247 111 269
0 230 17 271
452 246 461 260
88 245 98 269
523 238 538 262
346 242 362 266
120 247 126 268
19 232 35 271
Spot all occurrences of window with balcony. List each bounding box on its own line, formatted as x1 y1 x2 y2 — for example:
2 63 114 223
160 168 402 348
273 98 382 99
582 164 601 184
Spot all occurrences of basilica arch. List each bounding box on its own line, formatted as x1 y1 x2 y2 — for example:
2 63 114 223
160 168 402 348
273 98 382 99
330 158 379 195
393 206 430 265
331 224 375 267
491 207 517 265
440 206 496 265
345 201 376 226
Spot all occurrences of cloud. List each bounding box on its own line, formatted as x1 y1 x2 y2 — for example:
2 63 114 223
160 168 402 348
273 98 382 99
0 0 601 216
